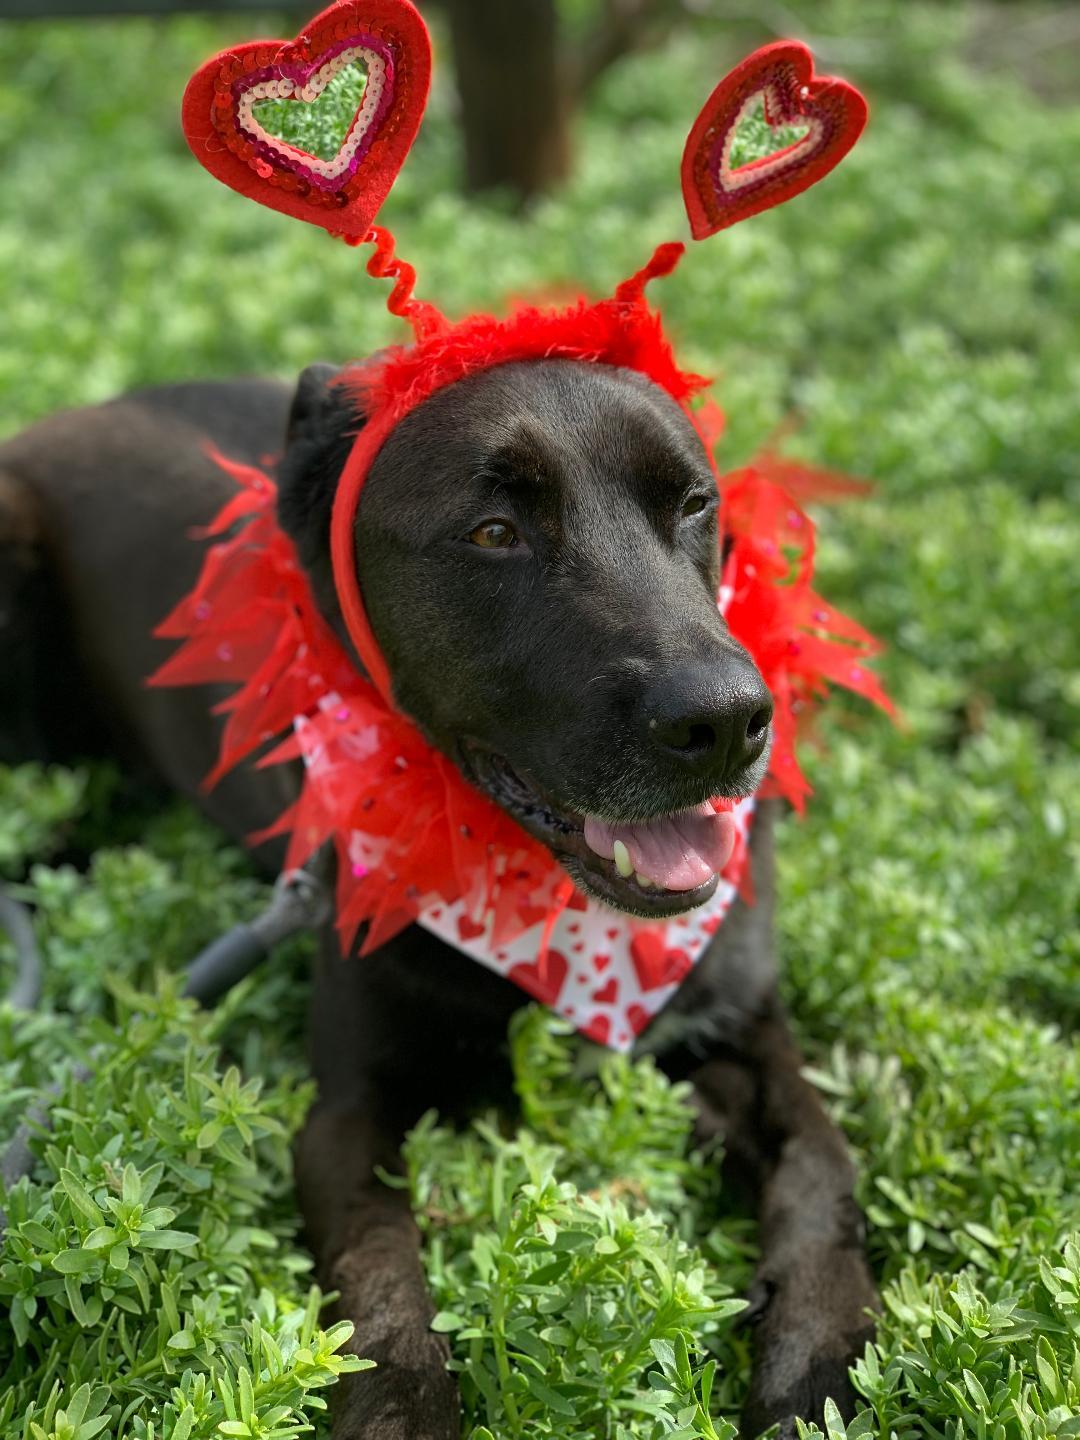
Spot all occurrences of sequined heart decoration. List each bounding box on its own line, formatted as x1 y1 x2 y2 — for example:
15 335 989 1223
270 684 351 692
182 0 430 239
681 40 867 239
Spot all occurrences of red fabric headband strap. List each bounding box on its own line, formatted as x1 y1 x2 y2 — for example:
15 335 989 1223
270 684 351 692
329 403 403 700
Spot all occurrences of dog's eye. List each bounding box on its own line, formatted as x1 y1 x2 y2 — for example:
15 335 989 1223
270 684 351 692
468 519 518 549
681 493 713 519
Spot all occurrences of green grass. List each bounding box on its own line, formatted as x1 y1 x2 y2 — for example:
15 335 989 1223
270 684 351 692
1 2 1078 1437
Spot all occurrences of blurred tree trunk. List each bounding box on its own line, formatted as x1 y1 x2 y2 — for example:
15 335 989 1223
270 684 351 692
444 0 571 199
442 0 684 201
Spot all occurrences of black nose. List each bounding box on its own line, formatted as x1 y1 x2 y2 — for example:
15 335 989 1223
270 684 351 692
641 659 773 781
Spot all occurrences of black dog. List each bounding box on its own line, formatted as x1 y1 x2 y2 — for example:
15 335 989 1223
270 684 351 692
0 362 877 1437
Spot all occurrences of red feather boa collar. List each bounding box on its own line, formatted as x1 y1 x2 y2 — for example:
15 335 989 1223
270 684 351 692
150 460 890 960
151 266 891 975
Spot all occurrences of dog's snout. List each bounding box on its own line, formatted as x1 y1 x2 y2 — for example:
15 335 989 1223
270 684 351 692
642 659 773 781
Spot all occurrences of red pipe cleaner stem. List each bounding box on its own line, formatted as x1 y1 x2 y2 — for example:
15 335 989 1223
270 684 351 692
348 225 448 340
614 241 686 303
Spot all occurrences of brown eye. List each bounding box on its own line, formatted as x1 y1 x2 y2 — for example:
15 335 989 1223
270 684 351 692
468 519 518 549
681 493 711 519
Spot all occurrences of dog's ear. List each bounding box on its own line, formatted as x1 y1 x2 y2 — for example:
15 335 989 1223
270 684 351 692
284 362 345 449
277 363 365 595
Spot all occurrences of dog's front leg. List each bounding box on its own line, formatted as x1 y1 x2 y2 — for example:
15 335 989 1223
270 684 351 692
294 1101 458 1440
692 1001 878 1438
293 929 459 1440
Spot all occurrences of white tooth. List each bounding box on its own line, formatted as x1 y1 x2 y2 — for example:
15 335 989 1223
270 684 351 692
613 840 633 878
636 872 653 888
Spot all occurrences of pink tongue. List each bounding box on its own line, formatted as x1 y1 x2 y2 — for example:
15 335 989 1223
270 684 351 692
583 803 736 892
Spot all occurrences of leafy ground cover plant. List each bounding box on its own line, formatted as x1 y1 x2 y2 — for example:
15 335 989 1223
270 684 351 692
403 1009 750 1438
0 784 365 1440
1 1 1078 1435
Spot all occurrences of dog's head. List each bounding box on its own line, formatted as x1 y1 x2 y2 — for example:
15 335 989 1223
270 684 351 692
278 358 772 918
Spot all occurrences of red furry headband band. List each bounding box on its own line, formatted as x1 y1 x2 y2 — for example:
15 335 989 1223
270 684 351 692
328 243 697 699
182 0 868 701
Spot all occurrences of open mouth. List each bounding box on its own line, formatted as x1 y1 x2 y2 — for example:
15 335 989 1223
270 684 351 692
459 745 738 919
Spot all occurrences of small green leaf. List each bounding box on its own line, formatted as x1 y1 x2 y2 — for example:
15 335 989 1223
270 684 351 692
846 1411 876 1440
20 1220 57 1249
138 1230 198 1250
170 1408 196 1440
60 1171 105 1227
75 1417 110 1440
121 1164 142 1206
1036 1336 1061 1401
699 1358 716 1414
964 1222 1004 1250
322 1319 356 1351
963 1369 990 1409
525 1377 576 1416
650 1339 678 1380
197 1121 224 1149
238 1368 255 1425
83 1226 117 1250
822 1398 848 1438
52 1248 99 1275
673 1333 692 1389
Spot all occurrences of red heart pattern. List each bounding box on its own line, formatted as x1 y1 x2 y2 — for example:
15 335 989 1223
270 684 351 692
509 950 569 1008
681 40 867 239
626 1004 651 1036
182 0 431 238
630 932 693 992
581 1015 610 1046
457 913 486 942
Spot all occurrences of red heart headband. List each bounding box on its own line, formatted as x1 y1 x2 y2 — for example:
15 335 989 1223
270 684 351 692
182 0 869 703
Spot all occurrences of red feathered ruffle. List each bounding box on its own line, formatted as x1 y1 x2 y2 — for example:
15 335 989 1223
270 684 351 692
149 441 892 957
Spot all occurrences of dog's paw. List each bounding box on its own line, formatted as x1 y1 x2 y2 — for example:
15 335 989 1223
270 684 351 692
740 1243 878 1438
